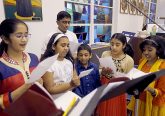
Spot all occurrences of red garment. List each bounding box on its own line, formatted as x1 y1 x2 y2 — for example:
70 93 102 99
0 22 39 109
96 76 127 116
0 52 39 109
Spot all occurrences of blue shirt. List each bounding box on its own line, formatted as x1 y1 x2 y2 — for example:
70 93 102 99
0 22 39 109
72 61 101 97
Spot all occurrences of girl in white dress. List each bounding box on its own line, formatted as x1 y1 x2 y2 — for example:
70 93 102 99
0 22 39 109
41 33 80 99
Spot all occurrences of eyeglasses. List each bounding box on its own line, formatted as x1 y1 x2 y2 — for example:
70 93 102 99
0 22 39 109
14 33 31 39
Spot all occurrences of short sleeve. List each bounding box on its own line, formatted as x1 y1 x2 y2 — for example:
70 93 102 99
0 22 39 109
101 51 111 58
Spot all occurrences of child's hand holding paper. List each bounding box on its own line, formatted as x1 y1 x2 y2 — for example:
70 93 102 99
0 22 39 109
96 55 117 75
70 68 93 87
101 67 114 78
71 77 80 87
71 69 80 87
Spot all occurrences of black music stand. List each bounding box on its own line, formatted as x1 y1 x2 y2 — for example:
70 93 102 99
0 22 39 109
101 69 165 116
69 69 165 116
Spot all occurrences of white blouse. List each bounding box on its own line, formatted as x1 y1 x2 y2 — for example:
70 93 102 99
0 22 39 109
48 58 73 84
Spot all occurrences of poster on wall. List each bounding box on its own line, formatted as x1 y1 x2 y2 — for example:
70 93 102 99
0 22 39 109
3 0 43 21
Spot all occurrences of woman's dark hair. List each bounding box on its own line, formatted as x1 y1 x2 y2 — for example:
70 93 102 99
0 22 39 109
40 33 74 63
111 33 134 58
77 44 92 54
140 35 165 59
57 11 71 21
0 18 28 56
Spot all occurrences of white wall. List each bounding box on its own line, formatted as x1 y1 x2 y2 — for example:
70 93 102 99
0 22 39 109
156 0 165 25
113 0 143 33
0 0 152 57
0 0 65 58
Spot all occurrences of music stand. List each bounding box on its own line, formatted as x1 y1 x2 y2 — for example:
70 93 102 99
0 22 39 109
128 74 156 116
101 69 165 116
69 69 165 116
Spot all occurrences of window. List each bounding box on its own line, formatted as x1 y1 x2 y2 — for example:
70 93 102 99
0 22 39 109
144 0 157 24
65 0 113 44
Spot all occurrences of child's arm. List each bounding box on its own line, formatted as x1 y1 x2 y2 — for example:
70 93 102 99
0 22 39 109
42 71 79 94
71 69 80 87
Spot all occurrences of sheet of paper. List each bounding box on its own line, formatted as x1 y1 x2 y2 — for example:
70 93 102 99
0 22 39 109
126 68 147 80
54 91 81 111
78 68 93 78
26 54 58 84
100 81 125 99
113 71 127 78
97 55 117 74
108 68 147 79
69 41 81 55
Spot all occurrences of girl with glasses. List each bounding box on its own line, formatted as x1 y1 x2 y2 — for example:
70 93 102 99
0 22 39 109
0 18 42 111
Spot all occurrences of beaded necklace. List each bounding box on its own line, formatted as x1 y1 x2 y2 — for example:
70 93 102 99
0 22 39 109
2 52 30 79
112 54 126 73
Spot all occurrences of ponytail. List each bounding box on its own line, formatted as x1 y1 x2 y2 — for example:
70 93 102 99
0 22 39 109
124 44 134 58
0 41 7 56
0 23 7 56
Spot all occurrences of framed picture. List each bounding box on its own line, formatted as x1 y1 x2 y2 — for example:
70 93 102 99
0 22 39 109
128 0 137 15
3 0 43 21
136 0 145 15
120 0 129 14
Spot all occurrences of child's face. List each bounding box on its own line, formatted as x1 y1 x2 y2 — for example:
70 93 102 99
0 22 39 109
110 38 125 56
142 45 157 62
53 37 69 58
77 50 92 66
5 23 29 53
